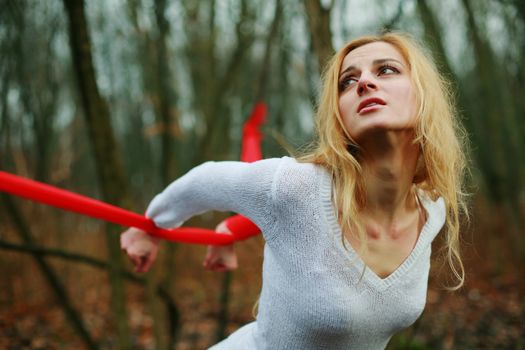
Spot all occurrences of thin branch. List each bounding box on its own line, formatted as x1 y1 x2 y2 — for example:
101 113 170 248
254 0 283 102
382 0 405 32
0 237 179 307
0 236 181 344
0 240 127 274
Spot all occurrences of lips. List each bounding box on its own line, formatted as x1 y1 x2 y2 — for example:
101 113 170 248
357 98 386 114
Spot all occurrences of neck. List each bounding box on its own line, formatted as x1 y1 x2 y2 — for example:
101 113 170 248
357 130 420 228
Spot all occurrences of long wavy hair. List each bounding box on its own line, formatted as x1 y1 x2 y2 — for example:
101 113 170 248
297 32 470 289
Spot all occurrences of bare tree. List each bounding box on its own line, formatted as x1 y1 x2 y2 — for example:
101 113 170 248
304 0 334 74
63 0 133 348
461 0 525 259
181 0 257 162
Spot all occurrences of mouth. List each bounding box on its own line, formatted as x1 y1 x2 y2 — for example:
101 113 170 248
357 98 386 114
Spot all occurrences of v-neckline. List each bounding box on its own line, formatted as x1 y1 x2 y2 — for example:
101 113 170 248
318 168 444 291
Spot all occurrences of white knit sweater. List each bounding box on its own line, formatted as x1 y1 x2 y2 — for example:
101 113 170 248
146 157 446 350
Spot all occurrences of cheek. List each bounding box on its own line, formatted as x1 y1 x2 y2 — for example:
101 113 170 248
397 84 418 122
407 90 418 122
338 95 356 134
338 95 349 116
338 94 356 122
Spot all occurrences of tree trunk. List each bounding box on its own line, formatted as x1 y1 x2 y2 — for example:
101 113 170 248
304 0 334 74
126 1 183 347
152 1 184 347
253 0 282 103
416 0 492 194
153 0 179 186
460 0 506 201
214 0 284 341
7 1 58 183
461 0 525 259
268 8 292 156
193 0 256 162
63 0 132 348
215 271 233 342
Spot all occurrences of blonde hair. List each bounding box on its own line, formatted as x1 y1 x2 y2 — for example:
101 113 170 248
297 32 469 290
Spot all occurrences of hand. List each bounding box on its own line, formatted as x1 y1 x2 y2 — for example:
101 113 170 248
120 227 160 273
203 221 238 272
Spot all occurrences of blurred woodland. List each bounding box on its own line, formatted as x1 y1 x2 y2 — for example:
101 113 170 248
0 0 524 349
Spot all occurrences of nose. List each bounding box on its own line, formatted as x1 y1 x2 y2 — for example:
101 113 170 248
357 73 377 96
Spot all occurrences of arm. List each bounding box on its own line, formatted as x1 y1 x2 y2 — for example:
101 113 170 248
146 158 281 230
121 158 281 272
121 216 255 273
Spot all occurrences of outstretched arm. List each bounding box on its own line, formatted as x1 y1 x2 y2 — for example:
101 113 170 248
146 158 281 231
121 158 281 273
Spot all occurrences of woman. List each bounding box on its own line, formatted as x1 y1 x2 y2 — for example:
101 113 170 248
121 32 469 349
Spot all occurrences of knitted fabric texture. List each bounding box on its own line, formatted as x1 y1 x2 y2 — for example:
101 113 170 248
146 157 446 350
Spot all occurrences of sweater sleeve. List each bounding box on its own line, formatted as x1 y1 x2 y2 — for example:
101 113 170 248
145 158 283 232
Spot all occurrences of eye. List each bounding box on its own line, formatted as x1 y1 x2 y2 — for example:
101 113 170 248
339 76 358 91
378 65 399 75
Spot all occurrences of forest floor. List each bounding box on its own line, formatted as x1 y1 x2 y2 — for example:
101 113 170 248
0 218 524 350
1 268 523 350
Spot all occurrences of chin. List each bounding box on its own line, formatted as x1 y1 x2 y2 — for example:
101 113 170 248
346 114 416 140
350 123 415 143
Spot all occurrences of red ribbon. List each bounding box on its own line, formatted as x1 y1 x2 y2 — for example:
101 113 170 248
0 103 267 245
241 102 266 163
0 171 234 245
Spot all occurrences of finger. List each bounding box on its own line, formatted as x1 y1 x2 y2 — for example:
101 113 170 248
141 256 156 273
135 255 148 273
129 255 142 270
204 262 215 271
205 258 220 270
205 260 223 271
211 263 227 272
204 251 213 261
215 221 232 235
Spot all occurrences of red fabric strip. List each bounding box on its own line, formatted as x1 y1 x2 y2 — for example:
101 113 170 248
0 171 234 245
224 214 261 241
241 102 267 163
0 103 268 245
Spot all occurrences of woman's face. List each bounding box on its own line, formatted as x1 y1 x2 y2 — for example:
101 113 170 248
338 42 417 143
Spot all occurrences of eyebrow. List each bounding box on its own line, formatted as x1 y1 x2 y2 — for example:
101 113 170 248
339 58 404 78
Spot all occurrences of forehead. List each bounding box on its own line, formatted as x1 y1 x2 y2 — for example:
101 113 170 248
340 41 407 72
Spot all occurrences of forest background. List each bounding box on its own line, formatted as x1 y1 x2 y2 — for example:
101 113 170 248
0 0 524 349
